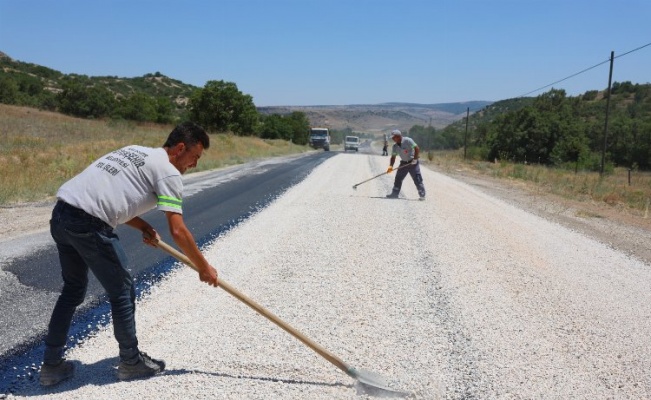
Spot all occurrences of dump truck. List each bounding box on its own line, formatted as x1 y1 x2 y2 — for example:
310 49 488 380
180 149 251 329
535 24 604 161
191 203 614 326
309 128 330 151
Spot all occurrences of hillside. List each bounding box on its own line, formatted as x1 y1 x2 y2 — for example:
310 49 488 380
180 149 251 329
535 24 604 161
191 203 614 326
444 97 535 131
0 51 490 133
258 101 491 135
0 51 197 107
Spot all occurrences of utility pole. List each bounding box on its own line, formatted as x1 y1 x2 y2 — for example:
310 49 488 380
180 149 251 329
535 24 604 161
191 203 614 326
463 107 469 160
600 51 614 176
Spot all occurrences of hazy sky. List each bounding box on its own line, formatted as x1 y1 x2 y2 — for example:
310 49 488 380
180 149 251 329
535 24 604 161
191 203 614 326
1 0 649 106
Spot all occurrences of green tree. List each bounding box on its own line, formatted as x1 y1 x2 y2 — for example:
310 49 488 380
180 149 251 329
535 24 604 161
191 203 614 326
486 89 585 165
37 91 58 111
0 75 19 104
259 114 289 140
17 74 43 97
155 97 175 124
286 111 310 145
116 93 158 122
188 80 259 135
258 111 310 144
57 81 116 118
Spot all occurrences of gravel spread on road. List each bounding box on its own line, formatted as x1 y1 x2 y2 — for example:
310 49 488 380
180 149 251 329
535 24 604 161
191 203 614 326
7 153 651 399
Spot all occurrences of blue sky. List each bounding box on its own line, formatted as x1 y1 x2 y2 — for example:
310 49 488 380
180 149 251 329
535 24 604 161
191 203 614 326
1 0 649 106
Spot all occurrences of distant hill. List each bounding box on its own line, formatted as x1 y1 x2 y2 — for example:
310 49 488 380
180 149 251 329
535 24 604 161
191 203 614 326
445 97 535 130
1 51 490 132
0 51 197 107
258 101 492 135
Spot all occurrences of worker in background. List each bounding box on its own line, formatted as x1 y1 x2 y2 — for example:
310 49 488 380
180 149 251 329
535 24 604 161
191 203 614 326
385 129 426 200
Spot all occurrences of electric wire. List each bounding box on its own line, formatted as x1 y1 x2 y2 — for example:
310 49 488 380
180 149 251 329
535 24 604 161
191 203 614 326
516 41 651 98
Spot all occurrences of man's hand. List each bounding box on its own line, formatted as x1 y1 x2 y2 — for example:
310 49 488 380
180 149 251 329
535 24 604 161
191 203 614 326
387 166 394 173
125 217 160 247
411 159 419 165
199 265 219 287
141 227 160 247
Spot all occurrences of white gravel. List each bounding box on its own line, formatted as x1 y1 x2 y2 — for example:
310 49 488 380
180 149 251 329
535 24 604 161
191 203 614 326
7 153 651 399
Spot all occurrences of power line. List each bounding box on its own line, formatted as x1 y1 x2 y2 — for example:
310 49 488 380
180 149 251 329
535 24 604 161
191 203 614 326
516 41 651 98
615 41 651 58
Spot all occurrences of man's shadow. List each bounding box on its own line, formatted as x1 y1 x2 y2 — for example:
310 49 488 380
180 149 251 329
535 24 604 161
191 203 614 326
369 196 421 201
14 358 405 397
11 358 117 397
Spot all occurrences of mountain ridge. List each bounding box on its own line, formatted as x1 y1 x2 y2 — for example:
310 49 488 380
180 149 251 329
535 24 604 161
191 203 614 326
258 100 491 134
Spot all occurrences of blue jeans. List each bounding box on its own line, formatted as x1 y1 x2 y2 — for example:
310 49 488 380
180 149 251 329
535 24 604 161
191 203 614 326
44 201 140 365
391 161 426 197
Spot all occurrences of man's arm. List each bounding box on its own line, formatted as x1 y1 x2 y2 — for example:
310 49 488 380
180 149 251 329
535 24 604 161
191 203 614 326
387 155 396 173
165 211 218 286
125 216 158 244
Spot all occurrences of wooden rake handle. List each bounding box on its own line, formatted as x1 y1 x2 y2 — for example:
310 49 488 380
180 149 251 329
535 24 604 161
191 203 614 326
154 239 356 377
352 161 413 189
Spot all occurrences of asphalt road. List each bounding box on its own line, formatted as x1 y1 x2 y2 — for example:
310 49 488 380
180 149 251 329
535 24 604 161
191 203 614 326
0 150 336 393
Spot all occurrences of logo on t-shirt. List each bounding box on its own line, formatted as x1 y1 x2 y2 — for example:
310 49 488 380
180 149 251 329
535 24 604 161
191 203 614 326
95 147 149 177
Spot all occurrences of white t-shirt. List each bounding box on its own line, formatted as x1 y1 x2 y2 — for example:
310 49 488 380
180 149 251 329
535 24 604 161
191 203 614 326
391 137 418 162
57 146 183 228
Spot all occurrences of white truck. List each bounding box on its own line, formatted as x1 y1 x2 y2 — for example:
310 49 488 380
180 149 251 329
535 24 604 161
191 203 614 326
344 135 360 152
309 127 331 151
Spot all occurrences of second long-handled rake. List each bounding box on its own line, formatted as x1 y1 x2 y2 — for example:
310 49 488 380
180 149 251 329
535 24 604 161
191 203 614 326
352 162 411 190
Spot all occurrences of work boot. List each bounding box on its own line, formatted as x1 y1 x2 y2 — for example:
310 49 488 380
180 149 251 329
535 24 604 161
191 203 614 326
39 359 74 386
386 193 399 199
117 352 165 381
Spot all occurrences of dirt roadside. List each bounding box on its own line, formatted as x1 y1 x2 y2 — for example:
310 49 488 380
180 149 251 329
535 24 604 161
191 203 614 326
0 199 55 242
1 168 650 266
435 165 651 266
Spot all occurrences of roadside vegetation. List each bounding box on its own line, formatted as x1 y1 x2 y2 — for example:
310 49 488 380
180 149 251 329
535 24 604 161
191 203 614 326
426 149 651 218
415 84 651 172
403 84 651 218
0 104 309 205
2 51 649 215
0 54 313 144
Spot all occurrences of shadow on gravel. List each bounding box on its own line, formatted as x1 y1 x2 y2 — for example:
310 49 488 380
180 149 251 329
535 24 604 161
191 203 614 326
165 369 411 398
165 368 352 389
368 196 422 202
9 364 411 398
10 358 116 397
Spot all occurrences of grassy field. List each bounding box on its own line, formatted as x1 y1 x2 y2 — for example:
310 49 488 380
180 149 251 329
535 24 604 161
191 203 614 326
427 150 651 218
0 104 310 205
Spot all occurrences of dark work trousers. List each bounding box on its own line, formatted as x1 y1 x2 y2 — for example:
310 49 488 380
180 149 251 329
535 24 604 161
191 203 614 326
44 201 140 365
391 161 426 198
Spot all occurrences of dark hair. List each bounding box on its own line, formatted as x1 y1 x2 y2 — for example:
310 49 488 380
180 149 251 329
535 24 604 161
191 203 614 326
163 121 210 149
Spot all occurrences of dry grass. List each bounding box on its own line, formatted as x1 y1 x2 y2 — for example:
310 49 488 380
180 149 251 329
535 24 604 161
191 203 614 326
428 149 651 217
0 104 309 205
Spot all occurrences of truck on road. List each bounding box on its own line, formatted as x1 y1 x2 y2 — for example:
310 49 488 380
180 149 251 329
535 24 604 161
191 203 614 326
309 128 331 151
344 135 360 152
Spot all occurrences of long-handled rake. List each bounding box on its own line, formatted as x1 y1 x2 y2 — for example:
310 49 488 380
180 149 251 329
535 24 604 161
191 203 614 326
352 163 411 190
154 239 403 393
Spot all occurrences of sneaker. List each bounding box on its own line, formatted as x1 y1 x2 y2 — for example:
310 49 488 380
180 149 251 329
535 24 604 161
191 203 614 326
386 193 399 199
419 196 426 201
39 360 74 386
117 352 165 381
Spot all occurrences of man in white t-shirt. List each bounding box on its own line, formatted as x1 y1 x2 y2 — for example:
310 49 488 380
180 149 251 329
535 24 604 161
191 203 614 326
385 130 426 200
40 122 218 386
